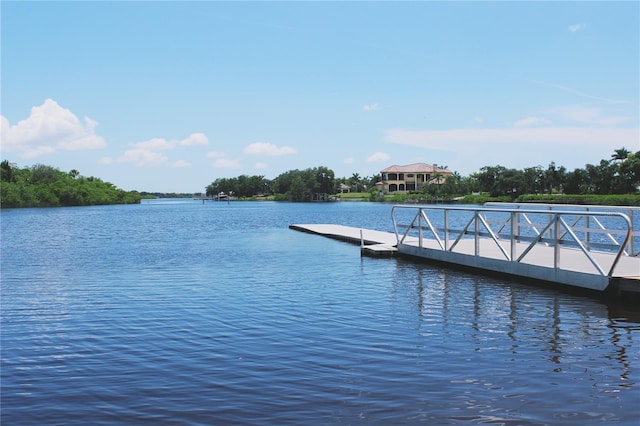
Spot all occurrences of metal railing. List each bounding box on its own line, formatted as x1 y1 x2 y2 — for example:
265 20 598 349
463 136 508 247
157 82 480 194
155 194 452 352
391 205 634 277
485 202 639 257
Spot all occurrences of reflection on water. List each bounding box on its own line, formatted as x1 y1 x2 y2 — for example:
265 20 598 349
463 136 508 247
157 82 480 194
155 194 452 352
1 200 638 424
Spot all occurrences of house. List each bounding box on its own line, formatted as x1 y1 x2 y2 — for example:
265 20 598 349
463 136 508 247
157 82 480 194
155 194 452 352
376 163 453 193
338 183 351 193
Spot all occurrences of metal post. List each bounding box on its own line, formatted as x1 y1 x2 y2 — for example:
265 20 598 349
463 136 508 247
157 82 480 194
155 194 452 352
629 209 635 255
475 212 480 256
554 214 560 269
418 208 423 248
444 209 449 251
510 211 517 261
548 205 553 242
585 207 590 251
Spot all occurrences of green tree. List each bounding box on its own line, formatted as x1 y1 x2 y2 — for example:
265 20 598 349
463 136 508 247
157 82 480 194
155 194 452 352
611 147 631 162
1 160 17 183
0 161 141 208
564 168 590 194
349 173 362 192
614 150 640 193
586 160 616 195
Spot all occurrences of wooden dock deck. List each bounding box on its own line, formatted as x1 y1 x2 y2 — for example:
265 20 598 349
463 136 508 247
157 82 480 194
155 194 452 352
290 221 640 294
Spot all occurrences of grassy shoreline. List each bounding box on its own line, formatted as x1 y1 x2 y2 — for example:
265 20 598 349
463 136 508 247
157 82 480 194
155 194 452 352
331 192 640 206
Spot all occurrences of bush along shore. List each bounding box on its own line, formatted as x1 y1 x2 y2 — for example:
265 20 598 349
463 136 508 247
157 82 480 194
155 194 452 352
0 161 141 208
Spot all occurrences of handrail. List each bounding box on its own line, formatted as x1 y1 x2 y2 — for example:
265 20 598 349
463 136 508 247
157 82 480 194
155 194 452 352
391 205 634 277
485 202 639 256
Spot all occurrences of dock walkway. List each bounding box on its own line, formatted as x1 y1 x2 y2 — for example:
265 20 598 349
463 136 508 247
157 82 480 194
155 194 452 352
288 224 399 256
290 204 640 294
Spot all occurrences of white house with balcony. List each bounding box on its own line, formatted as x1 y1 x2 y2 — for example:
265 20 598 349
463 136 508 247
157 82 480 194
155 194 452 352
376 163 453 193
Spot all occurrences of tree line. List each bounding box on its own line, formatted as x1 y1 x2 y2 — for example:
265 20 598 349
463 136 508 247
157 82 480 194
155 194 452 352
0 161 142 208
206 166 340 202
206 148 639 202
2 147 637 208
431 147 639 199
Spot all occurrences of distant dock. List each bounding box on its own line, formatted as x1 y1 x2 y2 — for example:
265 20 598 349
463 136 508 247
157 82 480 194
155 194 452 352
290 204 640 295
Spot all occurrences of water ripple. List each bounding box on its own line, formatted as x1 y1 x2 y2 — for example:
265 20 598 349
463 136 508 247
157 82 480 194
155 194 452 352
2 201 639 424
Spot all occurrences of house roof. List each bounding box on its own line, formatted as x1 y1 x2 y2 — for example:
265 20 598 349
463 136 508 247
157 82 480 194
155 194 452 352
380 163 451 174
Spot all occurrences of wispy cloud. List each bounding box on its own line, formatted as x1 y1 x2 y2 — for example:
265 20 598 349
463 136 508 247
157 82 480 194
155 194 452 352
132 133 209 150
538 81 625 104
384 127 637 148
173 160 191 168
214 158 241 168
132 138 175 151
363 103 379 111
179 133 209 146
546 105 635 126
206 151 226 158
243 141 298 156
383 126 638 174
1 99 106 158
99 149 192 168
343 156 356 164
100 132 209 167
100 148 169 167
568 23 586 32
514 117 551 127
367 152 390 163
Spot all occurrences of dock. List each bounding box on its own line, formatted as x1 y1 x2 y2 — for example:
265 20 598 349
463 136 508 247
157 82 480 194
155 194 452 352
290 204 640 295
288 224 398 257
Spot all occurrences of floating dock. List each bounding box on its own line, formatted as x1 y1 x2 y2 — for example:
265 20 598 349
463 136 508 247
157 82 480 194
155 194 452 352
290 204 640 295
288 224 398 257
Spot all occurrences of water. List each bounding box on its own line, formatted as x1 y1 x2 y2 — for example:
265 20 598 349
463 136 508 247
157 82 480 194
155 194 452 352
2 200 639 425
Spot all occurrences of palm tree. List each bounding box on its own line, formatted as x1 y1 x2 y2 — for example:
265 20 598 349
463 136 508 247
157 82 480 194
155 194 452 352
350 173 361 192
611 147 631 162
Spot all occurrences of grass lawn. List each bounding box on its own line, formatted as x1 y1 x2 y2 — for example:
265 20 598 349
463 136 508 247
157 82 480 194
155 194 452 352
335 192 370 200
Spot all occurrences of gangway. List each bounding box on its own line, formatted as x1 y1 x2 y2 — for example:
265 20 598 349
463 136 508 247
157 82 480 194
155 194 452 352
391 205 640 292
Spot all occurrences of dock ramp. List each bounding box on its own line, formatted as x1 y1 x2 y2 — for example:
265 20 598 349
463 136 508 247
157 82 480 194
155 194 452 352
392 205 639 292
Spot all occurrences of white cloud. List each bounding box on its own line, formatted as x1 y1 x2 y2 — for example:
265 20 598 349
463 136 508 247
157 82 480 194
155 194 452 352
115 148 169 167
0 98 106 158
363 103 379 111
173 159 191 168
367 152 391 163
243 141 298 156
214 158 241 168
133 137 175 151
474 116 485 124
179 133 209 146
206 151 226 158
99 132 209 168
343 156 356 164
132 133 209 151
568 23 586 32
254 162 268 169
514 117 552 127
23 145 56 159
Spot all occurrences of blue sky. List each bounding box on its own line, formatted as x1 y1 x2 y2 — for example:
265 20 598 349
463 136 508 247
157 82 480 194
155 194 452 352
1 1 638 193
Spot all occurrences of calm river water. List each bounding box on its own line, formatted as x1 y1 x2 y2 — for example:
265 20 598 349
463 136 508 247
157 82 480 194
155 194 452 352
2 199 639 425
